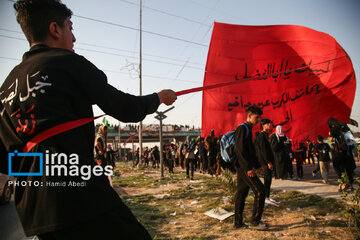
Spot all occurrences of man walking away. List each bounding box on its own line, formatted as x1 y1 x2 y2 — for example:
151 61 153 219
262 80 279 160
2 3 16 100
233 105 267 230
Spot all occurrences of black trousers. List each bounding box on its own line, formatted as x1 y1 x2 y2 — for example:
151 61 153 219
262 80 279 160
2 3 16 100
186 158 195 178
235 168 265 226
296 163 303 178
38 200 152 240
262 167 272 198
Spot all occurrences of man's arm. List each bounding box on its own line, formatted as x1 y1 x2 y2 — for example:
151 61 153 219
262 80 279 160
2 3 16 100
75 56 176 122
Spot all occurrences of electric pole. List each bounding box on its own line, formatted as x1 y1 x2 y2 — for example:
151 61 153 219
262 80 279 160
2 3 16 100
138 0 143 167
155 106 174 178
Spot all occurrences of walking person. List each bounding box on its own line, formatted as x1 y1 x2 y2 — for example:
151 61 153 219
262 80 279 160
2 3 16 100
254 119 276 205
94 125 108 168
152 146 159 168
0 1 177 239
184 136 196 180
205 130 217 175
294 143 306 179
198 138 208 173
328 118 355 191
165 145 174 174
270 125 288 180
233 105 267 230
284 137 294 179
306 140 315 165
314 135 331 184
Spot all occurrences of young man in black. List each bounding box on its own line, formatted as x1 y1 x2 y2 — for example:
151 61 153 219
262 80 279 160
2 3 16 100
314 135 331 184
254 119 278 205
234 105 267 230
0 0 177 239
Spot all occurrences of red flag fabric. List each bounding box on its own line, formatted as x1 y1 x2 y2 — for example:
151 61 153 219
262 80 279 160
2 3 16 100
202 22 356 147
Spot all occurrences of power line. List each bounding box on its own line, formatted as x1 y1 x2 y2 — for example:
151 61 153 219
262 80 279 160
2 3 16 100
73 14 208 47
0 34 205 70
0 56 21 61
0 55 201 84
102 69 201 84
5 0 209 47
170 0 217 82
76 47 204 70
118 0 211 27
186 0 243 21
0 28 204 66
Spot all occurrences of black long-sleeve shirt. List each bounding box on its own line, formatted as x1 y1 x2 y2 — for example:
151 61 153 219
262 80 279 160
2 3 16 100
254 131 274 167
234 122 260 172
0 45 160 236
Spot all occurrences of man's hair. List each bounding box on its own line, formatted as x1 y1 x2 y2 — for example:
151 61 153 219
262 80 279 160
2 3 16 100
14 0 72 44
317 135 324 141
246 105 263 116
260 118 271 130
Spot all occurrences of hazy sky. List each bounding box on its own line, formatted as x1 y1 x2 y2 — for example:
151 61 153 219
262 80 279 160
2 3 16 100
0 0 359 131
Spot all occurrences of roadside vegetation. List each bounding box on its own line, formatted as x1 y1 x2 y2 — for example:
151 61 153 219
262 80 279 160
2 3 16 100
112 162 357 240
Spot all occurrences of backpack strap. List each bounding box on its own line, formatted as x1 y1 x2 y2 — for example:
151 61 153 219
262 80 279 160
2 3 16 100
239 123 249 138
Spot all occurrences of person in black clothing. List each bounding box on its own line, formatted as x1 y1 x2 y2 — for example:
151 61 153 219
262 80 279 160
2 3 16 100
327 118 355 191
284 138 294 179
294 143 306 179
270 125 288 180
184 136 196 180
306 140 315 165
152 146 160 168
205 130 217 175
314 135 331 184
0 1 177 239
254 119 276 204
233 105 267 230
165 145 174 174
198 137 208 173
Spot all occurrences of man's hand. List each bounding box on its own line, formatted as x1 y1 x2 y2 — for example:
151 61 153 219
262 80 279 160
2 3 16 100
157 90 177 106
247 170 256 177
268 162 274 171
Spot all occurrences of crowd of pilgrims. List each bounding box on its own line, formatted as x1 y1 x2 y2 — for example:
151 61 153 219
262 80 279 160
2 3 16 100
127 122 357 191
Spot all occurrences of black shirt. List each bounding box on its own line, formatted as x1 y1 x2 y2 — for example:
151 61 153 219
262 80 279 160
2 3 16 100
254 131 274 167
314 142 331 162
0 45 159 235
234 122 260 171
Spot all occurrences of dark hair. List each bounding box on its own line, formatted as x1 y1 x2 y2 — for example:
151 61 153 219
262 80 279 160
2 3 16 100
246 105 263 116
14 0 72 44
260 118 271 130
317 135 324 141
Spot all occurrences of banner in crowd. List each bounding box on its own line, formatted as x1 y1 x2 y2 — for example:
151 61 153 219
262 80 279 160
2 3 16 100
201 22 356 146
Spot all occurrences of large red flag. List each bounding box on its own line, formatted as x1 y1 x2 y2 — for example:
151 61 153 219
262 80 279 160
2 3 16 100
202 22 356 146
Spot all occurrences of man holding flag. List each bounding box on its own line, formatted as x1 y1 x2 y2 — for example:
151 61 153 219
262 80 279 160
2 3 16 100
0 0 176 239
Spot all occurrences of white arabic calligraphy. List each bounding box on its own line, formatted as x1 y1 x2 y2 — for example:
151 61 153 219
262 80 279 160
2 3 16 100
19 75 52 102
1 72 52 107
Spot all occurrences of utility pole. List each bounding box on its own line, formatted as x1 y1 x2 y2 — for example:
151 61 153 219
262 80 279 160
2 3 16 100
155 106 174 178
118 121 121 161
138 0 143 167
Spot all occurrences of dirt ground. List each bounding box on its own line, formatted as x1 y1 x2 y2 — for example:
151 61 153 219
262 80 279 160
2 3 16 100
113 163 358 240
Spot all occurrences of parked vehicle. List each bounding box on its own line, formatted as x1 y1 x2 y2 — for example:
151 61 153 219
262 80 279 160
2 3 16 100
0 173 14 204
